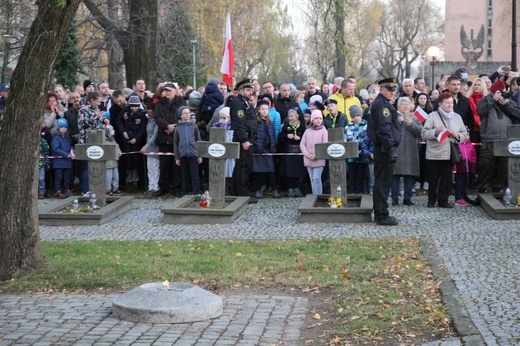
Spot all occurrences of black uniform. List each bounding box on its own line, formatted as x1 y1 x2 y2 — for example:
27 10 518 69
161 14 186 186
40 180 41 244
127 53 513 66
230 94 257 196
367 93 401 223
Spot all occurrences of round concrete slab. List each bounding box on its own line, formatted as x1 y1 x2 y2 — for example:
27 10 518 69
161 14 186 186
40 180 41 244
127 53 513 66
112 282 223 323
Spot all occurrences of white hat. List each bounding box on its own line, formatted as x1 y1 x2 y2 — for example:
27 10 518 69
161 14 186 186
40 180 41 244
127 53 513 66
220 107 230 116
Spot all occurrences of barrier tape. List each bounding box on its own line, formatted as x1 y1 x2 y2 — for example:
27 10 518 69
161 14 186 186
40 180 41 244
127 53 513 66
39 141 485 159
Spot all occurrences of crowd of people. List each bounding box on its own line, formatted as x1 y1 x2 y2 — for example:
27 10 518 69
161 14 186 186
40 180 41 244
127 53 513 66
4 64 516 225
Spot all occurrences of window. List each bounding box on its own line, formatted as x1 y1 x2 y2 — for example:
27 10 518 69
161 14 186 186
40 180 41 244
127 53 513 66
488 19 493 36
487 40 492 58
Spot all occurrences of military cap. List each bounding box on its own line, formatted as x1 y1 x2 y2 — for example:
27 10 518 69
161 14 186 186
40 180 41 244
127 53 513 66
312 100 325 111
235 78 254 90
378 78 398 91
323 99 338 106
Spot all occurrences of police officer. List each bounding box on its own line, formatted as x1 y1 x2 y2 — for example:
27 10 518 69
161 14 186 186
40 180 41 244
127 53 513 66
367 78 401 226
230 79 258 203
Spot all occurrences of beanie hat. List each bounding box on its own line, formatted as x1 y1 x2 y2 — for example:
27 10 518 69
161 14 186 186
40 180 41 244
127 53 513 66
312 100 325 111
220 107 230 117
188 91 201 108
83 80 94 90
349 105 363 118
490 79 506 94
128 94 141 106
209 77 220 85
310 110 323 122
177 106 189 117
57 118 68 129
309 94 323 105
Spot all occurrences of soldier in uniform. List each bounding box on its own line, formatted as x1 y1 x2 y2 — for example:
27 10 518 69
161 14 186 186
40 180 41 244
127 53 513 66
230 79 258 203
366 78 401 226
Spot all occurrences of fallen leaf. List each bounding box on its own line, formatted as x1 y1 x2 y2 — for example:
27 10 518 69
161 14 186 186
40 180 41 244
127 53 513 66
313 313 321 320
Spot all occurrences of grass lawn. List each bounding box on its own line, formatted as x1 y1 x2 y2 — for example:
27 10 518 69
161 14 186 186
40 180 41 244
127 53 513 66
2 238 454 344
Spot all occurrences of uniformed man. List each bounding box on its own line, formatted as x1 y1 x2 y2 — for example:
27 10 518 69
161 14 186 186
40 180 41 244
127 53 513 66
230 79 258 203
367 78 401 226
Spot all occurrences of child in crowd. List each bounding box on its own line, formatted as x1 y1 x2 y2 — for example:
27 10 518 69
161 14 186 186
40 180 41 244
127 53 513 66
211 107 235 194
303 109 312 128
38 131 51 199
454 130 478 206
105 125 123 196
300 110 328 195
174 106 203 196
361 134 375 194
345 105 369 194
279 109 306 197
252 101 280 198
51 118 74 199
140 103 160 194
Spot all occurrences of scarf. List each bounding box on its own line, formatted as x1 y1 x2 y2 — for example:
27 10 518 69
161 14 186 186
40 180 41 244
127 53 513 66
311 124 324 130
438 107 454 119
289 121 300 136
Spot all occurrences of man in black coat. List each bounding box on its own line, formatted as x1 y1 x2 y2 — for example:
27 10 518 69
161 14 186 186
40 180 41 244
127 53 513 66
153 83 186 197
230 79 258 203
274 83 299 123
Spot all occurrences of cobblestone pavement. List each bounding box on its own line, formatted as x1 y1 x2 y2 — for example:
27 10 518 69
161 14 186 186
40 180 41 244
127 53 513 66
1 195 519 345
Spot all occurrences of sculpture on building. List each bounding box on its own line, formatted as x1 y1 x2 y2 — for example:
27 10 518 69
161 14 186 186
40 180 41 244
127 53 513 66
460 24 485 65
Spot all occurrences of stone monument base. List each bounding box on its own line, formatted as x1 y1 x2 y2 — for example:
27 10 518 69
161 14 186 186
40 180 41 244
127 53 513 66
112 282 223 323
478 193 520 220
298 194 373 223
38 196 133 226
162 195 250 224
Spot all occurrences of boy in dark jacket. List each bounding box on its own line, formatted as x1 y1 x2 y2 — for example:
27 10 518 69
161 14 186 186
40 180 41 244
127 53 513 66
174 106 203 196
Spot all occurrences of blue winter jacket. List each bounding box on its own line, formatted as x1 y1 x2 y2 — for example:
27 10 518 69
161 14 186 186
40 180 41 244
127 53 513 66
51 133 73 169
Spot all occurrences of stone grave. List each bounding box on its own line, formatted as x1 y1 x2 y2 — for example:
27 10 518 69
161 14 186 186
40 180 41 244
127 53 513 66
298 128 372 223
39 130 133 225
479 125 520 219
162 128 249 224
112 282 222 323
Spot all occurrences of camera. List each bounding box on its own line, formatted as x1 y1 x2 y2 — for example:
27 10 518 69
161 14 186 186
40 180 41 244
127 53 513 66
501 91 511 99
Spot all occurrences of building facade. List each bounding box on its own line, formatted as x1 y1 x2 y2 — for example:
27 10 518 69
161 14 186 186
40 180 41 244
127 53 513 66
445 0 516 64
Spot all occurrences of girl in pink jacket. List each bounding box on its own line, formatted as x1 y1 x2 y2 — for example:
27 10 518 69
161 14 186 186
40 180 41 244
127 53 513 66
300 110 329 194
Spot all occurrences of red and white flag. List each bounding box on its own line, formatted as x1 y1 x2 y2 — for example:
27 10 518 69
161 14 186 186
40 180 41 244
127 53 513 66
436 128 451 144
220 13 234 87
414 107 429 123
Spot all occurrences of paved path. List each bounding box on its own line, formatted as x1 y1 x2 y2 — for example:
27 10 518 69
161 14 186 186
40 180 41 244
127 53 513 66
1 195 519 345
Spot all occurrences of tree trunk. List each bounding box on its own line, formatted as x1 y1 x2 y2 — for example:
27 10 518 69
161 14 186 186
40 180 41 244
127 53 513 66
83 0 158 90
0 0 82 281
123 0 157 88
106 0 125 89
334 0 346 78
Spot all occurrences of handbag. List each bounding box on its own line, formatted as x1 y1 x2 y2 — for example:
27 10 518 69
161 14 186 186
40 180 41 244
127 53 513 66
438 113 462 164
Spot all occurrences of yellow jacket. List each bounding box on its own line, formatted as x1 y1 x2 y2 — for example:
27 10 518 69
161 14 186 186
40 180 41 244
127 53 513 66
325 92 362 123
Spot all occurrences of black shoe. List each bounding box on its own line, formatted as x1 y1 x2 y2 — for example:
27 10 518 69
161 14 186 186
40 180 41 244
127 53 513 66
248 197 258 204
439 202 453 208
392 199 399 206
376 216 399 226
465 197 479 206
403 199 414 206
427 203 435 208
153 190 167 197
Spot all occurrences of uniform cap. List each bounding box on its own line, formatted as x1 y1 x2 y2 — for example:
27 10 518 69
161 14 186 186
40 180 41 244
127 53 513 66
323 99 337 106
256 100 270 108
378 78 398 91
235 78 254 90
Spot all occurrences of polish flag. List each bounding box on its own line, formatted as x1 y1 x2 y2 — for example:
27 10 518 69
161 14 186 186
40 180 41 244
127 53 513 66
436 128 451 144
220 13 234 87
414 107 429 123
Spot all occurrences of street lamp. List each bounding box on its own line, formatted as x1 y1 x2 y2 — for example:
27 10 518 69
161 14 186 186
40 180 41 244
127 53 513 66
426 46 440 91
190 39 197 89
2 34 16 85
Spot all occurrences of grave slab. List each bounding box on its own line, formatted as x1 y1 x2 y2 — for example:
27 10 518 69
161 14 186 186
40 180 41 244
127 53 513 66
162 128 249 224
112 282 223 323
298 128 373 222
39 196 134 226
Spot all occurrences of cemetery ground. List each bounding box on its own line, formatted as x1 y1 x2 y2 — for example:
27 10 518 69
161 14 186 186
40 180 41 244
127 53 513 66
1 236 454 345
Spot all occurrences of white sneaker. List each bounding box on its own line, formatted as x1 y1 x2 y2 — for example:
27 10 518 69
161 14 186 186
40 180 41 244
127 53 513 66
413 182 421 190
423 182 429 190
82 191 90 197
